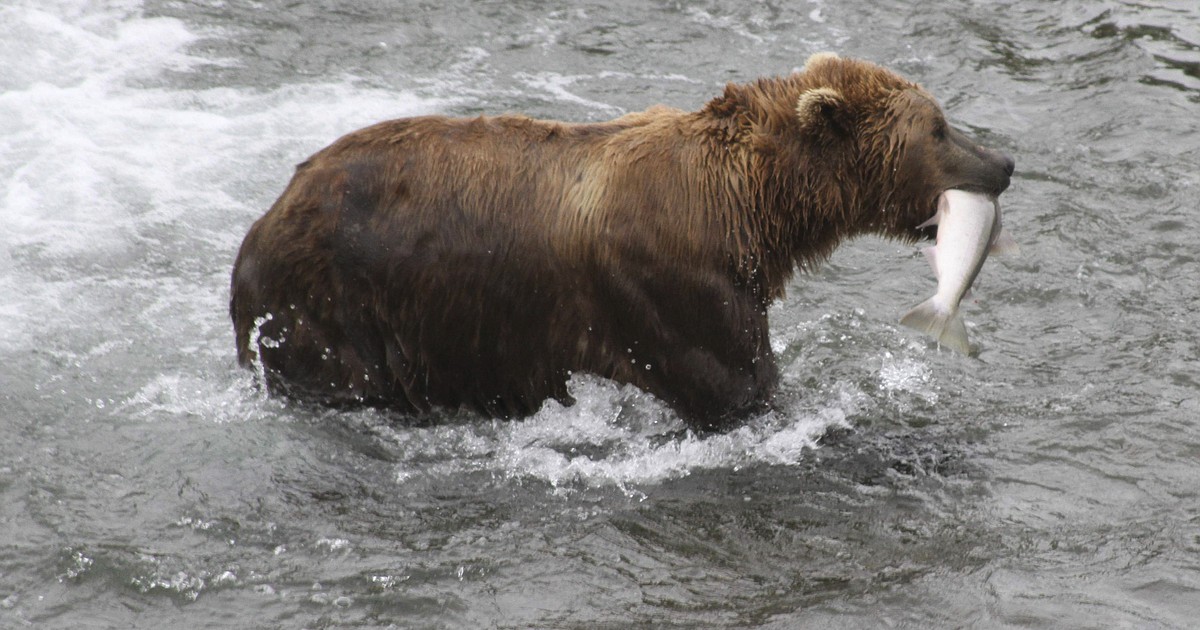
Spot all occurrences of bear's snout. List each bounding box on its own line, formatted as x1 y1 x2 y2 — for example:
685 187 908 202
990 149 1015 194
946 126 1015 197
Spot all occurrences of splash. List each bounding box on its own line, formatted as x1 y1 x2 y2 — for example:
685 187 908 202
878 350 939 407
386 375 865 494
123 370 289 424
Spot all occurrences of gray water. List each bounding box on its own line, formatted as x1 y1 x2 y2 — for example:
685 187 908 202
2 0 1198 628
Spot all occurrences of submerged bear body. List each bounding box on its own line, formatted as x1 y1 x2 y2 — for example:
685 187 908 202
231 54 1013 431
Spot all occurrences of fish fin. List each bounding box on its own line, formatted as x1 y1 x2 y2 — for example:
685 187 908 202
938 314 971 355
990 228 1020 255
922 246 938 276
900 298 971 355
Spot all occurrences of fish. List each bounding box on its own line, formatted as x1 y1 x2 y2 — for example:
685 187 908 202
900 189 1018 355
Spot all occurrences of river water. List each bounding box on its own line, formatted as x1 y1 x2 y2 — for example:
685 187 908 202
2 0 1198 628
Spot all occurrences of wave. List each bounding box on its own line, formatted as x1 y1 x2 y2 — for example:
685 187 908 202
372 374 871 494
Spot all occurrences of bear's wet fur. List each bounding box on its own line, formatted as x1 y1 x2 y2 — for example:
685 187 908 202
230 53 1014 432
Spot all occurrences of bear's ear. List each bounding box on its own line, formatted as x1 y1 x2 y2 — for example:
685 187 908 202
802 52 840 72
795 87 847 133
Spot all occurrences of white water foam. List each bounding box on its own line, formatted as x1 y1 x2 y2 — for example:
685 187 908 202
123 371 272 423
878 350 939 407
0 24 447 260
386 375 865 494
1 1 203 260
0 0 451 359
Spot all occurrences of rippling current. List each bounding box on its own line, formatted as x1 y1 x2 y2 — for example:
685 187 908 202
2 1 1199 627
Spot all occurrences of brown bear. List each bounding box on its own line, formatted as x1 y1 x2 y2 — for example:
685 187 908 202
230 53 1013 432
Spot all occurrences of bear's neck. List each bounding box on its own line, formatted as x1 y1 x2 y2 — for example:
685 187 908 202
696 75 872 302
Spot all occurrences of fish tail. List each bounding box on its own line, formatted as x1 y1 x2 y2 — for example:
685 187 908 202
900 298 971 355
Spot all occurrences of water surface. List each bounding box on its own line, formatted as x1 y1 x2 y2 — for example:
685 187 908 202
2 0 1199 627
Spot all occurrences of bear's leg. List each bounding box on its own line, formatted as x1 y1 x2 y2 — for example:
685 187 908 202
646 342 778 433
593 268 779 432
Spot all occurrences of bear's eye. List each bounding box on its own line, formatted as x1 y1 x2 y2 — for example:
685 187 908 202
931 122 947 141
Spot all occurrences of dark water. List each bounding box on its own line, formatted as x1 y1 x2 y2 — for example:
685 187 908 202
2 0 1199 627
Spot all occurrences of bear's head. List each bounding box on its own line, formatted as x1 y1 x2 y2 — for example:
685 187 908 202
794 53 1015 242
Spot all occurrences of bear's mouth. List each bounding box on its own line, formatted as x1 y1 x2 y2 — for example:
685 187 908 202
949 184 1004 199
